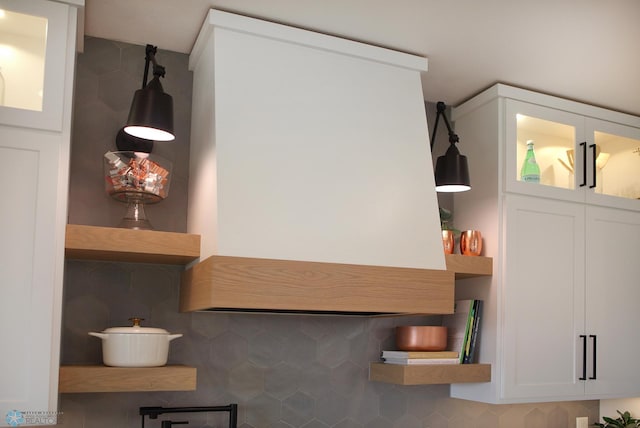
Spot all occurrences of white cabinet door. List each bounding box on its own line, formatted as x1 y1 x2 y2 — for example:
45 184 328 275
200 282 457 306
585 206 640 397
0 128 65 425
502 195 586 400
584 119 640 212
505 99 586 202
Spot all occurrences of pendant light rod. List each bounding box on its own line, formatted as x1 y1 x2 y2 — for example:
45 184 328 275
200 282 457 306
430 101 459 151
141 44 164 88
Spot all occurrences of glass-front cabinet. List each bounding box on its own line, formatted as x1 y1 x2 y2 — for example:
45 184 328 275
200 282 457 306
0 0 72 131
505 99 640 211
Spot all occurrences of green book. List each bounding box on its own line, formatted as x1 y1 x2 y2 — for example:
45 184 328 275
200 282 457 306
442 299 475 364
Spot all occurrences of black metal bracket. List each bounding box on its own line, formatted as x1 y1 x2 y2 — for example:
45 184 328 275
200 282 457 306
140 404 238 428
430 101 460 151
141 44 166 88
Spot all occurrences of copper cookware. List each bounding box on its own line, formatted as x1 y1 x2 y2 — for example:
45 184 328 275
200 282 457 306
395 326 447 351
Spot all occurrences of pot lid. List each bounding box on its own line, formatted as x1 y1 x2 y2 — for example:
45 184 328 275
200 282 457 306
102 317 170 334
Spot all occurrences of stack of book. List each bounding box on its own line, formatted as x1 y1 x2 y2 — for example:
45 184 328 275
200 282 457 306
380 350 460 365
442 299 483 364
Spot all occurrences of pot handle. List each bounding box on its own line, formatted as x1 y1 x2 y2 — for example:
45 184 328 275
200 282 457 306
167 334 183 341
88 332 108 340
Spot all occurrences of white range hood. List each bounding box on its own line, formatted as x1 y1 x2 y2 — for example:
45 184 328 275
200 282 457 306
182 10 448 314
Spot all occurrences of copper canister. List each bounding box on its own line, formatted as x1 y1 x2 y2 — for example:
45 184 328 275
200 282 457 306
395 326 448 351
460 230 482 256
442 230 455 254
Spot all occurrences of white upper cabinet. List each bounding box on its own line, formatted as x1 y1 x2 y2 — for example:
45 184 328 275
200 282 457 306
0 0 74 131
503 93 640 211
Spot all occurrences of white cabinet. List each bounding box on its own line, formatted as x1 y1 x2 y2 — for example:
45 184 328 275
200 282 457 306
0 0 81 425
449 84 640 404
503 96 640 211
501 194 586 400
584 206 640 397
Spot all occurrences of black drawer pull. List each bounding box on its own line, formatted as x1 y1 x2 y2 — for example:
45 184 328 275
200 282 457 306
589 144 597 189
579 335 587 380
579 142 587 187
589 335 597 379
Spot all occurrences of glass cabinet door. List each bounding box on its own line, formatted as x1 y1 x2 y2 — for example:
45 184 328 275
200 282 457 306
0 9 47 111
0 0 71 131
585 118 640 211
505 99 586 203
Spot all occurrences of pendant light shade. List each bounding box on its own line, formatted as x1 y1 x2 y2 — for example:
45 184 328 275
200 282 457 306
430 101 471 192
125 44 175 142
435 143 471 192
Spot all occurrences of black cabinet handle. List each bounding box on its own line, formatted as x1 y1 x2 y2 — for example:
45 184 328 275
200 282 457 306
579 335 587 380
589 144 597 188
579 142 587 187
589 335 597 379
161 422 189 428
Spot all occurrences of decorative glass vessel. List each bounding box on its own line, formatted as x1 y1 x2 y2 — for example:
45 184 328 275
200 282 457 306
103 151 172 230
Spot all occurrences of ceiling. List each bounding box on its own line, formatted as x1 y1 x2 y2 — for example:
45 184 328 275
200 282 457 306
83 0 640 116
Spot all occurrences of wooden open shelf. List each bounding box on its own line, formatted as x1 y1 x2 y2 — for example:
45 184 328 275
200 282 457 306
369 362 491 385
62 225 493 385
59 365 197 393
445 254 493 279
65 224 200 265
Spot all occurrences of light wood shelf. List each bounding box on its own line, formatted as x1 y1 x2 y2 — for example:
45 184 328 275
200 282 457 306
65 224 200 265
369 362 491 385
59 365 197 393
444 254 492 279
63 226 493 385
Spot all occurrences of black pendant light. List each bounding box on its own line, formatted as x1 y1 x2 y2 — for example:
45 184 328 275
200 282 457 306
124 44 175 142
430 101 471 192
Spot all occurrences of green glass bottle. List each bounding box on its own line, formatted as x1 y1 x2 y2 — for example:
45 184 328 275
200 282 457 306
520 140 540 183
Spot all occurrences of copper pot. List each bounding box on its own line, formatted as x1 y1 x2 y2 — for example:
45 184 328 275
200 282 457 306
395 326 448 351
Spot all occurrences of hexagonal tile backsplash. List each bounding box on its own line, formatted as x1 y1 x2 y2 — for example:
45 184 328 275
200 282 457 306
59 37 599 427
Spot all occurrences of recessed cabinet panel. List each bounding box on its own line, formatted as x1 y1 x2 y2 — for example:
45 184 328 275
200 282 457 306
585 206 640 397
0 145 38 404
0 130 63 422
502 195 585 400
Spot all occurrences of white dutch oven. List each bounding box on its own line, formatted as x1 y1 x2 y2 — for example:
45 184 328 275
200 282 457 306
89 318 182 367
